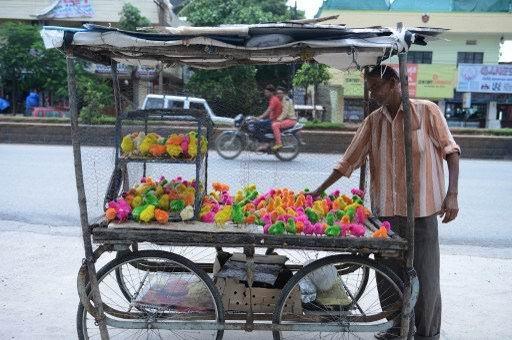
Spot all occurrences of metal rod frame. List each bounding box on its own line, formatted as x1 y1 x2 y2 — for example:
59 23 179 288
66 50 110 339
397 22 416 339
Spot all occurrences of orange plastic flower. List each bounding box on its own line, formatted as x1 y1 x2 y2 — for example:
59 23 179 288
149 144 166 157
372 226 388 238
257 200 267 210
212 182 230 192
243 203 255 212
341 195 352 204
166 134 183 145
295 221 304 234
183 192 195 206
105 208 116 221
244 214 256 224
155 208 169 224
341 215 351 225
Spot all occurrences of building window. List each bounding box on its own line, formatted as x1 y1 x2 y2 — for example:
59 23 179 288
407 51 432 64
457 52 484 64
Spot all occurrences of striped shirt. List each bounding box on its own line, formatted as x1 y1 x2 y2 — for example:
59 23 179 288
335 99 460 218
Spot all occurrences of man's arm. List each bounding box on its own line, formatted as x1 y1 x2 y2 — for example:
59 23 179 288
439 152 459 223
310 116 372 196
427 102 461 223
257 107 270 120
309 170 343 197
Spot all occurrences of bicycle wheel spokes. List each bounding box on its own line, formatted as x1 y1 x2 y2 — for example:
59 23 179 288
273 255 403 340
79 251 223 339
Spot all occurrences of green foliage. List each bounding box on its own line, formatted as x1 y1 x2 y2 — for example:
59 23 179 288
180 0 301 26
292 63 331 89
0 22 111 118
304 120 345 130
0 22 69 111
118 3 151 31
77 70 113 124
185 66 261 117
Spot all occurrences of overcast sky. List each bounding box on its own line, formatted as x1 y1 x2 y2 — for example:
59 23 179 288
286 0 511 62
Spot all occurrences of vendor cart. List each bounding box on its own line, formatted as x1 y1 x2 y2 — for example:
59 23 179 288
40 19 446 339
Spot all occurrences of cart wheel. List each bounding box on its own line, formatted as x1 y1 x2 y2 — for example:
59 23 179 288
272 255 403 340
114 245 220 303
77 250 224 340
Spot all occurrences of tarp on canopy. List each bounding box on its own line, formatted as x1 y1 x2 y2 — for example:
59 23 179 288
40 22 445 70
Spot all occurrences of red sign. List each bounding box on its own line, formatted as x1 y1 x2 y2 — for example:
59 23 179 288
390 64 418 97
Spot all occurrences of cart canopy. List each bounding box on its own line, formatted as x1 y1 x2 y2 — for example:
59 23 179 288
40 22 445 70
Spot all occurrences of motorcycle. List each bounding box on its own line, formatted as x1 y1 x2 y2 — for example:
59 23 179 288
215 115 304 161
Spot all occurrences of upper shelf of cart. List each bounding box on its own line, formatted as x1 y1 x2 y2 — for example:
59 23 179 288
40 22 446 71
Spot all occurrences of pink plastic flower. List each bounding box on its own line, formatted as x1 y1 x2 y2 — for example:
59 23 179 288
351 188 365 198
349 223 365 237
263 224 271 234
314 222 326 235
382 221 391 232
356 206 367 224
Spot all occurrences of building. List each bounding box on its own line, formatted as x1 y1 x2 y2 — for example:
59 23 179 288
316 0 512 128
0 0 187 109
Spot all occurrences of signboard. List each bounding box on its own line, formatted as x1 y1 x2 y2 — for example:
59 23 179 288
415 64 457 98
390 64 418 97
88 64 157 79
342 70 364 97
37 0 94 19
342 64 456 99
457 64 512 94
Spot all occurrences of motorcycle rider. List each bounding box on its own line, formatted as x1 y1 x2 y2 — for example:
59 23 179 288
255 84 282 152
273 86 298 150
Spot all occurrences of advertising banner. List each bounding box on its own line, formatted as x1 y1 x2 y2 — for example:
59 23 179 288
457 64 512 94
38 0 94 19
342 64 456 99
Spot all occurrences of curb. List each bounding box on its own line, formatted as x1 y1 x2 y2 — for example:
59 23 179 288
1 122 511 159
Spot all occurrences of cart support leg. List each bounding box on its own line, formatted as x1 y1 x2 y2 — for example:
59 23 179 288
66 50 110 340
397 22 416 339
244 246 255 332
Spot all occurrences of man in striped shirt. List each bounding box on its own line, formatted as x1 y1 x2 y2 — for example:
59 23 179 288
311 65 460 340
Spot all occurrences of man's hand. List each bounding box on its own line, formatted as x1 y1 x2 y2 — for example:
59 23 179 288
439 192 458 223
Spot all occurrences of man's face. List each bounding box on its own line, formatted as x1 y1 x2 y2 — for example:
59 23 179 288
276 90 285 99
367 76 395 105
264 89 272 98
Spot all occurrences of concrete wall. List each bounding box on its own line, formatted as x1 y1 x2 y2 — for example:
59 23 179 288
1 123 511 160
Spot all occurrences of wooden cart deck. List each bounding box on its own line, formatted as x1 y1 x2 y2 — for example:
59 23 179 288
92 219 407 257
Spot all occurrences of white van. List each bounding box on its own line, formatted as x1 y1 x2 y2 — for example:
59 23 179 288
141 94 235 126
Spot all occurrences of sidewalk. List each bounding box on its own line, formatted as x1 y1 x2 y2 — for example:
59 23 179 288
0 225 511 339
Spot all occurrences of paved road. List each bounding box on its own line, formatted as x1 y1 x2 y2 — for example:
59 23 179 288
1 144 511 247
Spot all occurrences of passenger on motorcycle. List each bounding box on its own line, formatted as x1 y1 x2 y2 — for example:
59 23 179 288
255 84 282 152
273 87 298 151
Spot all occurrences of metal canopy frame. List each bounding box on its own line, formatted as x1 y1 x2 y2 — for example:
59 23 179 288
56 21 431 339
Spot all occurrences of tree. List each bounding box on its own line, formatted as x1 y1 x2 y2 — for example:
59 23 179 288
118 3 151 31
118 3 151 108
180 0 303 115
186 66 259 117
292 63 331 120
0 22 112 119
0 23 42 113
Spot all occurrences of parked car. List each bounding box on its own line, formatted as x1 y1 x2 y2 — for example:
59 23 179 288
141 94 234 126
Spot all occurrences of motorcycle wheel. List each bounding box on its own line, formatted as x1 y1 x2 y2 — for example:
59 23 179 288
215 132 244 159
274 134 300 161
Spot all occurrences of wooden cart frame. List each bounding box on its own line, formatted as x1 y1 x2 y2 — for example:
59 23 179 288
45 20 445 339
